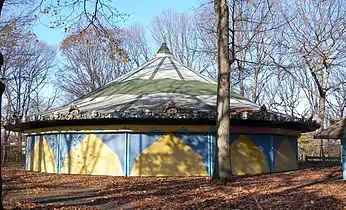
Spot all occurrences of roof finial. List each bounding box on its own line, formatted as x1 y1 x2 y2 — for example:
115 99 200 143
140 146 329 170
156 39 172 58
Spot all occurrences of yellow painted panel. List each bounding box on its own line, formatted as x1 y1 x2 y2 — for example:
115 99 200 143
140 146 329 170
27 137 56 173
231 135 270 175
275 137 297 172
61 134 123 176
130 133 208 176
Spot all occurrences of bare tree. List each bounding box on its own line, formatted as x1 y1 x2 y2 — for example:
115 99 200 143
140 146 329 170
151 9 212 72
1 0 127 30
194 0 283 100
4 43 55 118
0 0 37 18
1 13 56 116
58 25 133 100
234 0 282 101
262 73 303 117
326 69 346 120
121 24 152 67
194 3 220 79
273 0 346 129
1 30 56 161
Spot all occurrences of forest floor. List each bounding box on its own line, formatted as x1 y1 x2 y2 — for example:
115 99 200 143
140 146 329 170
2 164 345 209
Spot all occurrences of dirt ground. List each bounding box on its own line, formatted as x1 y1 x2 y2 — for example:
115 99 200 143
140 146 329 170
2 164 345 209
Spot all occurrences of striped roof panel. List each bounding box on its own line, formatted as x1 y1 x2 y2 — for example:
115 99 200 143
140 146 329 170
45 43 260 116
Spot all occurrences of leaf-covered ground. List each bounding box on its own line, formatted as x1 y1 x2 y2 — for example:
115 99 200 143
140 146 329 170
2 165 345 209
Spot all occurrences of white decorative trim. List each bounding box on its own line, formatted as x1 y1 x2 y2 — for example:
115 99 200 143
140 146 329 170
155 53 173 58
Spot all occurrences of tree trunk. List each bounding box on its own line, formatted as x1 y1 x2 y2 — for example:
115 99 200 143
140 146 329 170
212 0 232 181
0 0 5 17
318 93 326 130
237 60 245 96
2 131 10 163
318 93 326 157
251 67 259 103
235 2 245 97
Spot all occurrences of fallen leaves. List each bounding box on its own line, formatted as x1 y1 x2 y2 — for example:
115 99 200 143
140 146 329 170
1 164 345 209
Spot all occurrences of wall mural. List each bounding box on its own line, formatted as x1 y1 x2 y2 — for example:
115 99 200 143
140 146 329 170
26 131 299 176
274 136 298 172
61 134 124 176
130 134 208 176
231 135 270 176
27 136 56 173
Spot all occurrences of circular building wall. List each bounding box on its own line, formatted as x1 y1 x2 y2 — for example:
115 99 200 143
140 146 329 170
25 125 300 176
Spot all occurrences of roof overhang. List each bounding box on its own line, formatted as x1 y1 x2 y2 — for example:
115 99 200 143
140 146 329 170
314 118 346 139
5 117 319 133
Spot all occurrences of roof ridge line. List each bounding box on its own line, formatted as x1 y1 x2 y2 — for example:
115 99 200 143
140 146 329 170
72 57 161 103
109 57 160 84
170 57 216 84
148 57 166 80
168 57 185 81
56 58 160 109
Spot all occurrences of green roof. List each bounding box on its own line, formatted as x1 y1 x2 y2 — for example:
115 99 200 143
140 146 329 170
84 79 245 100
43 44 260 115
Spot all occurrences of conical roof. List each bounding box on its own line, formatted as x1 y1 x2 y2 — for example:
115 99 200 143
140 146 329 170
44 43 260 116
4 43 320 133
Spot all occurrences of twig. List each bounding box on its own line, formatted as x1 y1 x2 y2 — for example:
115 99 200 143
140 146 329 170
245 187 263 210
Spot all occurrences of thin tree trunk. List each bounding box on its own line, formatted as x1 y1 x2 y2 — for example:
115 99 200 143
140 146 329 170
0 0 5 18
318 93 326 157
252 67 259 103
213 0 232 181
318 93 326 130
237 60 245 96
2 131 10 163
235 2 244 96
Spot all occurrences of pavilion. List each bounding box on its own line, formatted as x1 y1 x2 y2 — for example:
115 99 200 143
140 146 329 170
4 43 319 177
314 118 346 180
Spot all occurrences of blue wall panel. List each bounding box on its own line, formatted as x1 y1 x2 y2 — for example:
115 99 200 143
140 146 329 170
25 135 37 169
249 135 271 162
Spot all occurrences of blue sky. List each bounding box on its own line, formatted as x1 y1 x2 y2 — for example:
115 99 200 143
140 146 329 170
33 0 200 47
26 0 202 106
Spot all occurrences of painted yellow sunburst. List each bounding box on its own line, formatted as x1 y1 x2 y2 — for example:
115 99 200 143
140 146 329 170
61 134 123 176
275 137 297 172
130 133 208 176
27 136 56 173
231 135 270 175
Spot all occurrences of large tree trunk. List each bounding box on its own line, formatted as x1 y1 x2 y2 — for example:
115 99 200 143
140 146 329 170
213 0 232 181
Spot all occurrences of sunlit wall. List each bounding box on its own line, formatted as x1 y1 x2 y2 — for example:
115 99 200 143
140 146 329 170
25 125 299 176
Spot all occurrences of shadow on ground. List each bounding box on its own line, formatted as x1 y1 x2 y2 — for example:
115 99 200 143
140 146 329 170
2 165 345 209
